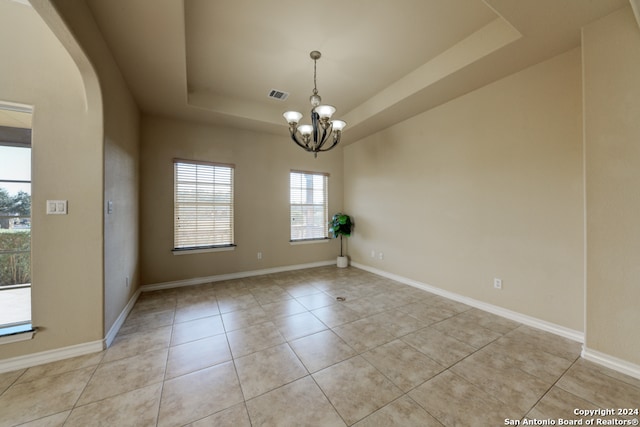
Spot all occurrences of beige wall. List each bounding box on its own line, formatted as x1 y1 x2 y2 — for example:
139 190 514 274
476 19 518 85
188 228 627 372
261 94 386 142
51 0 141 335
344 48 584 331
583 6 640 365
140 116 343 285
0 1 104 358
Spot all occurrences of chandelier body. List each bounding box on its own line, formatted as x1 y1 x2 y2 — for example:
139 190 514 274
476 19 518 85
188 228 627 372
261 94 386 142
283 51 346 158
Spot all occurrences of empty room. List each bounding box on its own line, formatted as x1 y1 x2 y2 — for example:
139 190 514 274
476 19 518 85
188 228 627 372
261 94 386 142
0 0 639 426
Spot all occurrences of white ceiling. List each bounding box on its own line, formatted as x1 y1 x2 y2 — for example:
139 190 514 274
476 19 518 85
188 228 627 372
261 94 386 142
84 0 628 143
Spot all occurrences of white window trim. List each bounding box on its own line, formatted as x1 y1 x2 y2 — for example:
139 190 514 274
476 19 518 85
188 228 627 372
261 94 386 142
173 158 235 251
172 245 236 255
0 323 35 345
289 238 330 246
289 169 329 242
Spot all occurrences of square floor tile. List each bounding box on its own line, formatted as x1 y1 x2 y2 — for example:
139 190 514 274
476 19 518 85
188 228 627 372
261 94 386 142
289 329 357 373
409 371 521 426
234 343 308 399
453 308 520 335
14 410 71 426
119 309 175 336
221 306 270 331
246 376 345 426
250 286 292 305
362 340 444 392
103 326 171 363
175 298 220 323
313 356 403 425
333 317 396 353
312 304 363 328
226 321 286 358
171 315 225 346
157 361 244 427
76 350 167 406
353 396 443 427
0 367 94 427
64 383 162 427
186 403 251 427
485 334 576 383
273 311 327 341
282 284 323 298
401 327 476 367
166 333 232 379
17 352 105 384
296 292 337 310
260 298 308 319
366 309 428 337
217 293 260 314
432 314 502 348
396 301 457 324
451 348 553 412
556 359 640 409
526 386 599 421
0 369 24 395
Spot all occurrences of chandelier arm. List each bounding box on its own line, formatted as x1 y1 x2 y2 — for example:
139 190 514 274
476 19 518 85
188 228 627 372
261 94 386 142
289 131 311 151
317 136 341 152
315 122 334 150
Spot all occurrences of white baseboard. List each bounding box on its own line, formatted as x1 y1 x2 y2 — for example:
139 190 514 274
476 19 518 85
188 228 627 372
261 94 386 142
141 260 336 292
104 289 141 348
582 347 640 380
0 339 104 374
352 262 584 342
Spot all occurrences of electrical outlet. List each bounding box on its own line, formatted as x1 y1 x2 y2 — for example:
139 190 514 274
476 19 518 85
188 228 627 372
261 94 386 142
257 252 262 260
494 278 502 290
378 252 384 260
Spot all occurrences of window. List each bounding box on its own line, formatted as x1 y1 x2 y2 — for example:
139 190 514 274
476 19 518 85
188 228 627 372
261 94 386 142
290 170 328 241
173 159 235 252
0 118 32 337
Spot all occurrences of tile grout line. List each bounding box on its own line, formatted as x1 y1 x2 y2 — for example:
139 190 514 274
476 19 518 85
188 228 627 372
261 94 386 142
153 293 178 427
518 354 583 423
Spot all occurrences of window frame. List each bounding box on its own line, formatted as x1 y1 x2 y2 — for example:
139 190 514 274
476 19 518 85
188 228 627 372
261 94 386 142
0 122 34 342
289 169 329 243
172 158 236 254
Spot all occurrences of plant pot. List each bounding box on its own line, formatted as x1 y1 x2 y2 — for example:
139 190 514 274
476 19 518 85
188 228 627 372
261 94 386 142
337 256 348 268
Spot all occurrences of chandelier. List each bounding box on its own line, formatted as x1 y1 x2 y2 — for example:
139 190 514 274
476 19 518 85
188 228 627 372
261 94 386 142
283 51 346 158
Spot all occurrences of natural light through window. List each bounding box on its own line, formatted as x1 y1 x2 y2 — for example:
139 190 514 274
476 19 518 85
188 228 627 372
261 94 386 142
0 140 32 332
173 159 235 252
290 170 328 241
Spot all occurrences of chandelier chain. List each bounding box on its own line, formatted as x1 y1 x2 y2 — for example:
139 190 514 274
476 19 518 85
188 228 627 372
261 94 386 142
313 57 318 95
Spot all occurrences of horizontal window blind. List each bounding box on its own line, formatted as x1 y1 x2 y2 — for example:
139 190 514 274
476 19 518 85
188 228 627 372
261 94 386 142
174 160 234 250
290 170 328 241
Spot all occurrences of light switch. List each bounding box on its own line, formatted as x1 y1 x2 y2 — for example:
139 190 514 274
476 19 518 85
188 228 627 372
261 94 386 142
107 200 113 214
46 200 67 215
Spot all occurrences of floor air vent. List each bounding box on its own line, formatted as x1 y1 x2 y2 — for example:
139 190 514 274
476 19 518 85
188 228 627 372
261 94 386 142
268 89 289 101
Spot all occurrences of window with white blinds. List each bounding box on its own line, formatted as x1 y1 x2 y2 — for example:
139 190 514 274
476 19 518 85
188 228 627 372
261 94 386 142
290 170 329 241
174 159 235 251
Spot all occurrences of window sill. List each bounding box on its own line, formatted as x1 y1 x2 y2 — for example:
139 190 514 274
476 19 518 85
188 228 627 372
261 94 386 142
289 238 330 246
0 323 36 345
172 245 236 255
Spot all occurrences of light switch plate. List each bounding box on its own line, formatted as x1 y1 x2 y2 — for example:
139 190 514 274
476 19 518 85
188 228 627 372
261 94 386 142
46 200 67 215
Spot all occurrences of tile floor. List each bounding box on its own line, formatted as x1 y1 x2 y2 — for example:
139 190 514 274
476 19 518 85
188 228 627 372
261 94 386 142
1 266 639 426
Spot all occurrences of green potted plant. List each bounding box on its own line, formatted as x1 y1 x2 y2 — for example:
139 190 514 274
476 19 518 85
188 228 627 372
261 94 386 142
329 213 353 268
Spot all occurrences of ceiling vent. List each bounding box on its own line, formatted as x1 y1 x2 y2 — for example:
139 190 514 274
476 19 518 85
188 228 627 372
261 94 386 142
268 89 289 101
